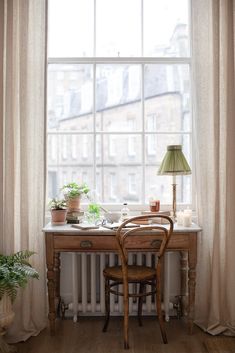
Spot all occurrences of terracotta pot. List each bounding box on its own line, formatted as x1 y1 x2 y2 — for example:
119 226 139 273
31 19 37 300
67 196 81 212
51 209 67 225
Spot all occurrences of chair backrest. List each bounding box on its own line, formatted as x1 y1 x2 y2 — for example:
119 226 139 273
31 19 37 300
116 214 174 270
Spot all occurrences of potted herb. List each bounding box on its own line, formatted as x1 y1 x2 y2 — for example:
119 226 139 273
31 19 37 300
62 182 89 212
0 251 39 350
87 203 101 224
49 198 68 225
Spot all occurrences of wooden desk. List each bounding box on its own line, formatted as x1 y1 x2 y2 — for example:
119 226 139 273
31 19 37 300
43 223 201 335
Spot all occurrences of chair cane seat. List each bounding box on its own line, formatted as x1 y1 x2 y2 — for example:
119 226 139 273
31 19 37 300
103 265 156 282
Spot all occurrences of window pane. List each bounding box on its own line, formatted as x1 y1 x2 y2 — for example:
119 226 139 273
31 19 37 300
48 64 93 131
47 133 94 198
101 167 142 203
144 0 189 57
144 64 191 132
96 65 141 131
145 134 191 165
96 0 141 56
48 0 94 57
101 135 142 164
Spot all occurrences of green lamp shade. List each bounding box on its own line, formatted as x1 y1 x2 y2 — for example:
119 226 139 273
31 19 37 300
158 145 191 175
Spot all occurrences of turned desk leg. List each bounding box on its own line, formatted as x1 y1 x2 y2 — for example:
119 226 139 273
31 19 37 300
180 251 188 317
46 233 56 335
54 252 61 316
188 234 197 334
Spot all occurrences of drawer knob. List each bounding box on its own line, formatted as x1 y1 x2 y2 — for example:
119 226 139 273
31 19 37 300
151 239 161 248
80 240 93 248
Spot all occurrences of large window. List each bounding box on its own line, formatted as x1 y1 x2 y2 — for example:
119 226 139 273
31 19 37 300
47 0 192 207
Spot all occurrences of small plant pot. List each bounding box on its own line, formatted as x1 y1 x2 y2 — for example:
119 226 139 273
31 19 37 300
51 209 67 225
67 196 81 212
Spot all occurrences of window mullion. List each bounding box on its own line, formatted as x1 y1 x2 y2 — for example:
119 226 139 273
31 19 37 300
93 63 97 195
141 63 145 205
141 0 144 56
94 0 96 57
48 57 191 65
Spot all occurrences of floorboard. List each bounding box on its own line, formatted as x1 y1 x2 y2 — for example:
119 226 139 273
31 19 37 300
16 317 209 353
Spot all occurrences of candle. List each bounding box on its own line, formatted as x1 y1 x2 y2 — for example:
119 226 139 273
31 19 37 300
184 208 192 225
183 213 191 227
183 208 192 227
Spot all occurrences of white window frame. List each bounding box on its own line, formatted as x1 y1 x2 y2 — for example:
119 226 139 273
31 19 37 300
47 0 194 211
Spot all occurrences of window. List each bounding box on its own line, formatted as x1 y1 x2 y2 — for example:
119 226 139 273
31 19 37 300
127 119 136 157
128 173 137 196
71 134 77 159
109 173 117 201
146 114 157 156
48 0 192 207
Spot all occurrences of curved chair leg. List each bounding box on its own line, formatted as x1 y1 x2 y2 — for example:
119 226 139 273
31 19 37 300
123 279 130 349
103 278 110 332
138 282 145 327
156 287 167 344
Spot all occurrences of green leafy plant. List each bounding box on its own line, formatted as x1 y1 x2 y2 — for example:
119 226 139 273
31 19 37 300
62 182 90 198
88 203 101 217
49 198 67 210
86 203 101 224
0 250 39 302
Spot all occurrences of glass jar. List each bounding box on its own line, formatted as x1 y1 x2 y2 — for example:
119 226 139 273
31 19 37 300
120 203 130 222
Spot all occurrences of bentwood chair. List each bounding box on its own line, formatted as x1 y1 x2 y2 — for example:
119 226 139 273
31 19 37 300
102 214 174 349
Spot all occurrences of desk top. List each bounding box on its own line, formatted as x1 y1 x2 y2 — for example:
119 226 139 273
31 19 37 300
43 222 202 234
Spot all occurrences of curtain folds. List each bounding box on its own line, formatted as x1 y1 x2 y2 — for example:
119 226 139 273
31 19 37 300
192 0 235 335
0 0 47 342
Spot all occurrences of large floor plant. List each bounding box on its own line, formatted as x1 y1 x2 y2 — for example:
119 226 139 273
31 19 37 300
0 250 39 353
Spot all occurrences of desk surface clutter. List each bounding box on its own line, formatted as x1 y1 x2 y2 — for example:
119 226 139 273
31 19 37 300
43 222 201 233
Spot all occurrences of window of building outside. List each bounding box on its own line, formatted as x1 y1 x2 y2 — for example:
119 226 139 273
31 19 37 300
47 0 192 209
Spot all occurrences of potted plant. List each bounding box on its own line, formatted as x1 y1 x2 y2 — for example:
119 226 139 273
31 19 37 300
0 251 39 351
62 182 89 212
49 198 68 225
87 203 101 224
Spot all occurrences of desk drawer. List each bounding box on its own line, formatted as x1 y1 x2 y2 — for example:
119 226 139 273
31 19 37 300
54 235 117 251
53 233 190 252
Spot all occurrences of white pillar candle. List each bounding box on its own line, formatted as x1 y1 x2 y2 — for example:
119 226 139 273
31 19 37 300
184 208 192 225
183 209 192 227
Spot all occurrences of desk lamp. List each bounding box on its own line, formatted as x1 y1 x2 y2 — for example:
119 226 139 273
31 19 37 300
158 145 191 220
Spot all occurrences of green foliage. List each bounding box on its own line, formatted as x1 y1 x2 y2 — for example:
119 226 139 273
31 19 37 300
49 198 67 210
87 203 101 223
62 182 90 198
0 250 39 302
88 203 101 216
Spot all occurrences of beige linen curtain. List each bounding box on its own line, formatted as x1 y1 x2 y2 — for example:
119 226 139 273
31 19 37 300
0 0 47 342
192 0 235 335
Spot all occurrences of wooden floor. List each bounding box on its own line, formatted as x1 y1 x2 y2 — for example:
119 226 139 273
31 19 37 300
16 317 209 353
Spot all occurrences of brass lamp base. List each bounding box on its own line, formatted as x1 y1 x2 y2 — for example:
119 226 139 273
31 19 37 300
172 183 177 222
